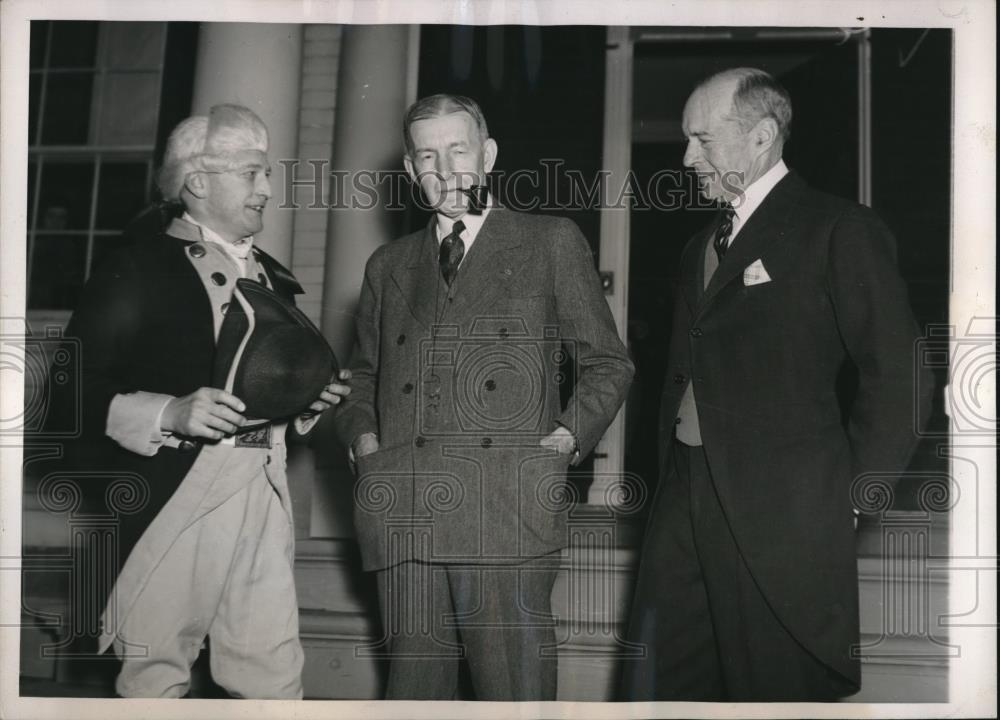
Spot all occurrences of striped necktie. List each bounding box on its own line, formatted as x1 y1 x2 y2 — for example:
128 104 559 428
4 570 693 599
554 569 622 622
439 219 466 286
713 203 735 263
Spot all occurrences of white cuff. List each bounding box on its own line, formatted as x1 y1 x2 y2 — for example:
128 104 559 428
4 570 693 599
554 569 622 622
294 413 321 437
106 392 175 456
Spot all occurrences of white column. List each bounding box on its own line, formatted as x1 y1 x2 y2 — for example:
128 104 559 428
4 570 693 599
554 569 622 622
191 22 303 267
320 24 416 361
309 25 416 538
592 27 633 505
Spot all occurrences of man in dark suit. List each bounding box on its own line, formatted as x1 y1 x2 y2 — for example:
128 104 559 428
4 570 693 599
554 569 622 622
335 94 634 700
621 68 932 701
48 105 348 697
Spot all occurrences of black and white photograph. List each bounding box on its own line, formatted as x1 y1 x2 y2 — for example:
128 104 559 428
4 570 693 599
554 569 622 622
0 0 994 717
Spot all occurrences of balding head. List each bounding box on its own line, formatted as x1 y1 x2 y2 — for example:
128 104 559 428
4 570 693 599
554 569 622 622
682 68 790 201
697 68 792 144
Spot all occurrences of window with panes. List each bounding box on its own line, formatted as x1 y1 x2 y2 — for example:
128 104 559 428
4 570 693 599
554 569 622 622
27 20 167 318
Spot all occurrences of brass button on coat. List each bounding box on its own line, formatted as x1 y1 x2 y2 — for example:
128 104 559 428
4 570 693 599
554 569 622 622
211 272 227 286
188 244 206 258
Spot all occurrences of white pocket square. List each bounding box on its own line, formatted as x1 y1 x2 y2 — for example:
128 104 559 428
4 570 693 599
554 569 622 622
743 259 772 286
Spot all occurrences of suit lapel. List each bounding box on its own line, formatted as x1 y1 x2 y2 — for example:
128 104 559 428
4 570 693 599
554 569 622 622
388 210 532 328
681 227 711 314
698 171 801 313
445 209 525 324
390 219 441 328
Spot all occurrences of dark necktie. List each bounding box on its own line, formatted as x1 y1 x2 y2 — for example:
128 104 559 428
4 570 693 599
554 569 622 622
439 219 466 286
713 203 735 263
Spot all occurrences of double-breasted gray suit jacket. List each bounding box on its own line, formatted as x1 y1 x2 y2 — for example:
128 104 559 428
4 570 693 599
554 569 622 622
336 208 634 571
658 171 933 687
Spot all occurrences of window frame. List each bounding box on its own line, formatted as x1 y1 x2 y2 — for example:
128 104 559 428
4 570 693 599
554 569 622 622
26 20 167 323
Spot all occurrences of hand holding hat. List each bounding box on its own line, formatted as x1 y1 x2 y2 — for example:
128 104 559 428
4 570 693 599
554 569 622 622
162 277 345 443
302 369 352 417
213 278 341 423
159 370 351 442
293 369 352 437
161 387 247 440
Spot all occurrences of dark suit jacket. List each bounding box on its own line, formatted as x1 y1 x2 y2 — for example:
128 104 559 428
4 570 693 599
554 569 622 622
336 209 634 571
658 171 933 687
42 217 304 573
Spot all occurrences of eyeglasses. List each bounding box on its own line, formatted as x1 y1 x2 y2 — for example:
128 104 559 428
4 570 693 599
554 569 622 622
190 167 271 182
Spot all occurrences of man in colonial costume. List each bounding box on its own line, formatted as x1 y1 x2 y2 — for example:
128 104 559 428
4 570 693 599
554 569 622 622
59 104 347 698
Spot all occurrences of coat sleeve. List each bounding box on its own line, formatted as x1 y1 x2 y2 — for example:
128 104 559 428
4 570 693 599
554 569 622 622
551 218 635 458
826 205 933 479
333 248 385 448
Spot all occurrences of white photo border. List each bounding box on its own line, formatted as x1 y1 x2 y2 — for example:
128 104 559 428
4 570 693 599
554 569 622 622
1 1 995 718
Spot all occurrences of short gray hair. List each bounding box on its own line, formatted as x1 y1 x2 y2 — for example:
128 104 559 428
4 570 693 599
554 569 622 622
157 104 269 202
705 67 793 142
403 94 489 156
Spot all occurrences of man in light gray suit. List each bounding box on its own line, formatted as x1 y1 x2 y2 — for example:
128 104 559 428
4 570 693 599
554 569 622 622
335 94 633 700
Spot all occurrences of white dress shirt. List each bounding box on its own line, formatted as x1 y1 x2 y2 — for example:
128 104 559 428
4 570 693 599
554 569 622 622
183 211 255 271
435 197 493 268
725 158 789 247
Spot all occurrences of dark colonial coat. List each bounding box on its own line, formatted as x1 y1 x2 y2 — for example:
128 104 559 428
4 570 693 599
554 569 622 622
41 216 304 584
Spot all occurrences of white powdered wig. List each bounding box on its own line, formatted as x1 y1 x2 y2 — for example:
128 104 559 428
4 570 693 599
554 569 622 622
157 104 269 201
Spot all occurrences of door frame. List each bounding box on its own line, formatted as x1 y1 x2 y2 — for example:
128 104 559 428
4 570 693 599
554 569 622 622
591 26 872 504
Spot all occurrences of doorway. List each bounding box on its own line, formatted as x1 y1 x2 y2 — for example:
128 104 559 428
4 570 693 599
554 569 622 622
615 27 871 498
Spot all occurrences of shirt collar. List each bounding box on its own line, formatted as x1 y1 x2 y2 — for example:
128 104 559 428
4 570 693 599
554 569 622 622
435 195 493 246
182 211 255 260
731 158 788 226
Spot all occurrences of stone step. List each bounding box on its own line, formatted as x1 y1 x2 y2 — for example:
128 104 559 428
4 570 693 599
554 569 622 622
20 510 950 701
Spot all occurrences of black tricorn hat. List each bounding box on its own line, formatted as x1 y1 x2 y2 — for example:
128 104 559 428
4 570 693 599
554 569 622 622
213 278 337 421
